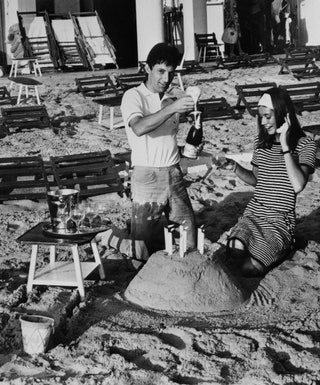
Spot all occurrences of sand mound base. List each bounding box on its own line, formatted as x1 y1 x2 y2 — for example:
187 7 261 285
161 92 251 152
124 249 247 313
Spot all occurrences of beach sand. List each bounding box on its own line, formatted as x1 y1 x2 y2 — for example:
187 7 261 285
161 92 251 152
0 59 320 384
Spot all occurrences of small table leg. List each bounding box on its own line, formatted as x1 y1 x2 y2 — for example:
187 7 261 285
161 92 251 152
98 105 103 124
34 86 40 104
27 244 38 294
49 245 56 265
91 239 105 279
17 85 23 104
71 245 85 301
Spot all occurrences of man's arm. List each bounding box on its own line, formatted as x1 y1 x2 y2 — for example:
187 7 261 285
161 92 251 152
130 95 194 137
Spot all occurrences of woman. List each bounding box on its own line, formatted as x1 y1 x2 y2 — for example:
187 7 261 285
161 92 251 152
227 87 317 277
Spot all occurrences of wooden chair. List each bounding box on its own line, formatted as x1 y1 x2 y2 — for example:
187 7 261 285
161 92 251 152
0 156 50 202
50 150 124 198
235 82 277 116
194 33 222 63
279 82 320 114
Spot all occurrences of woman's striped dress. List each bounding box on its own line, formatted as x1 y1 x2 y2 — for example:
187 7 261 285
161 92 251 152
229 136 317 268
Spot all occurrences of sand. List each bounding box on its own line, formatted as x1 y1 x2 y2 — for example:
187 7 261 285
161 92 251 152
0 59 320 384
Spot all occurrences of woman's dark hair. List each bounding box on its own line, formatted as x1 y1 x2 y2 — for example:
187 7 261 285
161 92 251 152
257 86 305 149
146 43 181 69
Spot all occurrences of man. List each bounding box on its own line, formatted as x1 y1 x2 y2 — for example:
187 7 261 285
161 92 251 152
98 42 196 268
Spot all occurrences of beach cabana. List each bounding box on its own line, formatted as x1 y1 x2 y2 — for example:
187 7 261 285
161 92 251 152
70 11 118 70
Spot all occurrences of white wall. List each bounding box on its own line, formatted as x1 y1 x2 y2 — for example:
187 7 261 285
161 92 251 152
206 0 224 45
297 0 320 45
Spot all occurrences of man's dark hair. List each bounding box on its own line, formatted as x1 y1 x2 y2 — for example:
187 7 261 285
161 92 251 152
146 43 181 69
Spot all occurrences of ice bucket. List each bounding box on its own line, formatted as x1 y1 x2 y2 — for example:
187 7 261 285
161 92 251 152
47 189 79 230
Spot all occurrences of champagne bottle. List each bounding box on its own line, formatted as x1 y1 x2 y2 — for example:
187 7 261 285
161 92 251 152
182 111 203 159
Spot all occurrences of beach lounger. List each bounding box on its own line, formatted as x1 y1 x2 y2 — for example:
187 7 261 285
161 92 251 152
17 11 57 71
45 12 88 71
235 82 277 116
71 11 118 70
75 74 120 98
0 156 49 201
279 82 320 114
1 105 51 135
278 47 320 80
246 53 278 67
50 150 124 198
216 54 250 70
115 73 147 90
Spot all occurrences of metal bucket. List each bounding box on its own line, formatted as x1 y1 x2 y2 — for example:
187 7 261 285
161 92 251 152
47 189 79 230
20 315 54 355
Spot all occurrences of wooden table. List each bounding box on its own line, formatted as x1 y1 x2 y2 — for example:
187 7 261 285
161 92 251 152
17 222 105 301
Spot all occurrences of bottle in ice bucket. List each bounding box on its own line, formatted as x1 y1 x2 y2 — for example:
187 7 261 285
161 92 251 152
182 86 203 159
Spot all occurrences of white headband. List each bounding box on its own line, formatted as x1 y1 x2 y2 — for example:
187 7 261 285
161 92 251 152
258 93 274 109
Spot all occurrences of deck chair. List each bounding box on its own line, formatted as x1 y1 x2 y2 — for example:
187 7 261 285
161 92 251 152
194 33 222 63
216 54 251 70
278 47 320 80
17 11 57 71
0 156 50 202
45 12 89 71
50 150 124 199
279 82 320 114
198 97 241 120
115 73 147 90
75 74 120 98
1 105 51 135
246 53 278 67
71 11 118 70
235 82 277 116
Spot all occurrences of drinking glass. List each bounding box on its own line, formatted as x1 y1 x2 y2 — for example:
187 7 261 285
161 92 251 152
70 205 85 233
84 202 96 228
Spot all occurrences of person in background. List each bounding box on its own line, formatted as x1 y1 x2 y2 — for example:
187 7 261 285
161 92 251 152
96 42 196 269
224 0 245 57
226 87 316 277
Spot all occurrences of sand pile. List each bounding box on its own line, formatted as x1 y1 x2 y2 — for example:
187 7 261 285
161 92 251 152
124 248 246 312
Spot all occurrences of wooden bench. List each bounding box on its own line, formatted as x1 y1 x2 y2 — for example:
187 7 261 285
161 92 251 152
279 82 320 114
235 82 277 116
0 156 49 202
1 105 51 135
50 150 124 199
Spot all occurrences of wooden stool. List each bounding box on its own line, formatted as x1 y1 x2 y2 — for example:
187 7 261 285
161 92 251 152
9 58 42 78
9 76 42 105
17 222 106 301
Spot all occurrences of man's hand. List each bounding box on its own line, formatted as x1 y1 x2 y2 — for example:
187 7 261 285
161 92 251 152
171 95 194 114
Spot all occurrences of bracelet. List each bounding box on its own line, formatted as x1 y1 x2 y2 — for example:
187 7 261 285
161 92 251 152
281 150 291 155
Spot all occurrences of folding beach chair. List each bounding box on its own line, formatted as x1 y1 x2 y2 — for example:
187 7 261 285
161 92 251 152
71 11 118 70
1 105 51 136
0 86 13 106
17 11 57 71
235 82 277 116
279 82 320 114
45 12 89 71
50 150 124 198
0 156 50 201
